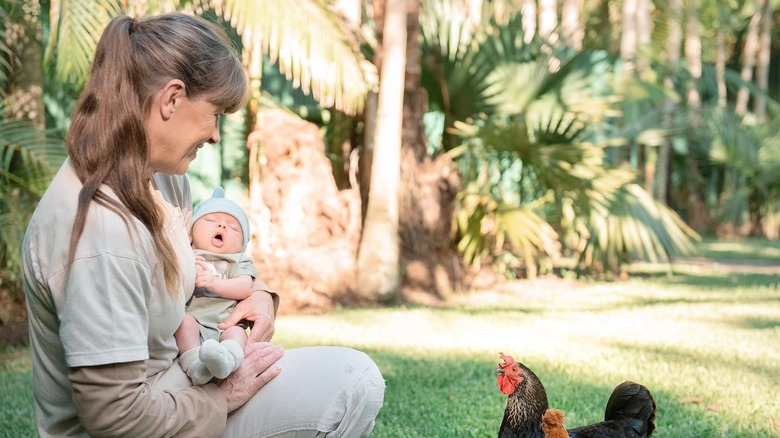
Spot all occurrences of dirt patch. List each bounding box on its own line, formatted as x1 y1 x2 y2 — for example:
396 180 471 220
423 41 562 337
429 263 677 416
0 287 28 346
0 321 28 346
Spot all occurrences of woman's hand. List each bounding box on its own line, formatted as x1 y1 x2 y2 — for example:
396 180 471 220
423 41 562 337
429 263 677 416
218 342 283 412
218 283 277 342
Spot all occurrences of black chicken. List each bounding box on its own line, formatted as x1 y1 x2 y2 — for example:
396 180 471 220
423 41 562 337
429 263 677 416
495 353 656 438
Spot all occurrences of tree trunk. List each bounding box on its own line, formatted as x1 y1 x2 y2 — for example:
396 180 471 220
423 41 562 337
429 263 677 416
360 0 385 219
398 0 460 299
684 0 708 233
538 0 557 43
356 0 407 302
620 0 638 76
335 0 362 24
242 28 273 258
715 6 727 109
754 0 771 120
685 0 701 112
635 0 650 74
521 0 536 43
635 0 652 191
607 0 621 54
561 0 583 50
735 0 764 116
3 0 44 129
658 0 682 204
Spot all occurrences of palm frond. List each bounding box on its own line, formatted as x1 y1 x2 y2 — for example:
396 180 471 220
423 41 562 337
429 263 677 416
45 0 120 84
0 116 66 196
701 108 780 234
0 188 37 287
0 0 14 96
0 108 65 291
455 186 560 277
211 0 376 115
579 183 700 272
420 0 537 123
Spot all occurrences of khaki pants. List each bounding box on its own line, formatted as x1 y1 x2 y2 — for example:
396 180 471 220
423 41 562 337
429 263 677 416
158 346 385 437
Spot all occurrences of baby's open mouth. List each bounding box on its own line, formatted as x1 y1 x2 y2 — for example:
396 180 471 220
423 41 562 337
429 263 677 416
214 233 224 241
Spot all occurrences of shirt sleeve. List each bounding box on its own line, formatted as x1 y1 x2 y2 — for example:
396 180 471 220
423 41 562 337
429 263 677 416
59 248 154 367
70 361 227 438
235 254 258 278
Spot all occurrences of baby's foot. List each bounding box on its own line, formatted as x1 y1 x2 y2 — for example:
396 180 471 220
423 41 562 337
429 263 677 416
179 348 214 385
200 339 244 379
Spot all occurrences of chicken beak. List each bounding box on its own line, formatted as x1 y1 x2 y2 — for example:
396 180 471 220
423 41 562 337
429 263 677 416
495 367 505 374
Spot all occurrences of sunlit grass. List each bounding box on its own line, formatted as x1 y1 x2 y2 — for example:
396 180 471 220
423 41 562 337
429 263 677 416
700 236 780 264
273 241 779 437
274 283 780 437
1 239 778 437
0 347 35 436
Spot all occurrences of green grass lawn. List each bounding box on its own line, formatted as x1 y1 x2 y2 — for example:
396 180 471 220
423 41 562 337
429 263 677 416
2 237 779 437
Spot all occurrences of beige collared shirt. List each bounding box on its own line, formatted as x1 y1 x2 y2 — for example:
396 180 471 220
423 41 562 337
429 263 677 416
23 158 226 437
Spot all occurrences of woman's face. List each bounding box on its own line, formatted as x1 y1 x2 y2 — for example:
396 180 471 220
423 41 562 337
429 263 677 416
148 85 222 175
191 212 244 254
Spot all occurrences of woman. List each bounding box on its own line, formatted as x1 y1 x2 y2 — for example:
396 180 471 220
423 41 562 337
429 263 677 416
22 13 384 437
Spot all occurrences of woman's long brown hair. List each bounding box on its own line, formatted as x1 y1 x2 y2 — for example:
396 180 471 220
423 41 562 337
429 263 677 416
66 14 247 294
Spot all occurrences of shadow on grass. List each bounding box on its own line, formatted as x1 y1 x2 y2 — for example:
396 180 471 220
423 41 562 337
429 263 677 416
644 271 779 290
730 315 780 330
396 274 779 317
699 237 780 265
606 340 779 384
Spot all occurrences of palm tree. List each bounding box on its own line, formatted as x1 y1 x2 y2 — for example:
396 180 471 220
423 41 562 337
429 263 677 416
356 0 406 302
1 0 66 294
43 0 376 211
1 0 382 306
561 0 583 50
419 0 699 277
699 108 780 238
44 0 374 116
735 0 764 116
658 0 682 205
754 0 771 119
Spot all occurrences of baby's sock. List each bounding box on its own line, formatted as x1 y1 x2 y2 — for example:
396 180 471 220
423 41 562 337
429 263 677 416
200 339 244 379
222 339 244 372
179 348 214 385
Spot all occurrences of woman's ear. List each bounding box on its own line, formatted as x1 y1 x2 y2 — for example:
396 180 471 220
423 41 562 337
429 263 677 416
157 79 186 121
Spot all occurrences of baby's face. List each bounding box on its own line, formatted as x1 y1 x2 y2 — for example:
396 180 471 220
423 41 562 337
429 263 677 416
191 212 244 254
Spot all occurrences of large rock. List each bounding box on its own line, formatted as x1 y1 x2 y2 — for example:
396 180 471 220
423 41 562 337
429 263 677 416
250 110 362 313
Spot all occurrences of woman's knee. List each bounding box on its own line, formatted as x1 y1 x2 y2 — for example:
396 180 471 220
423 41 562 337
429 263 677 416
331 348 385 437
222 347 385 438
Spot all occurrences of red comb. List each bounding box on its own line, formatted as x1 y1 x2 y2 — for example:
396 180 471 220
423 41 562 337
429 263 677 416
498 352 515 368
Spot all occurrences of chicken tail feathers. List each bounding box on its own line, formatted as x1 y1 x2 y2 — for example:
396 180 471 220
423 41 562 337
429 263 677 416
604 381 657 437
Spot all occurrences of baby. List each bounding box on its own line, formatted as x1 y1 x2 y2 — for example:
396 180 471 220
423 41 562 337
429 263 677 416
175 187 256 384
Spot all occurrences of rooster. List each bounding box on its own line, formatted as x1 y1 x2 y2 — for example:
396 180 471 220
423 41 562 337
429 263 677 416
495 353 656 438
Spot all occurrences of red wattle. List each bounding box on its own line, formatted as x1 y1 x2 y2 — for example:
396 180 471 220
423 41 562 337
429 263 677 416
497 375 516 395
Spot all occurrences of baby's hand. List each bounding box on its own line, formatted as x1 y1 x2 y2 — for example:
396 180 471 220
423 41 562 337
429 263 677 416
195 258 216 290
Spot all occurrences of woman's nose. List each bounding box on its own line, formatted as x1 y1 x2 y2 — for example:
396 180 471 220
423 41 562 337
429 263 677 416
207 119 221 144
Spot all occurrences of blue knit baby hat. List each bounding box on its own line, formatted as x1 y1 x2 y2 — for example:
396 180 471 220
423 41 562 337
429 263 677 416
192 187 250 251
